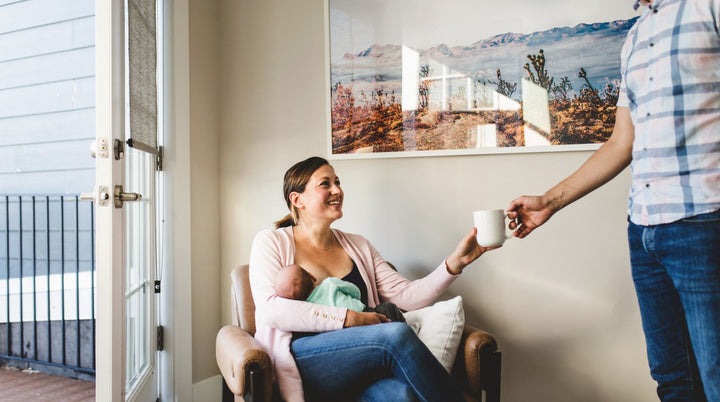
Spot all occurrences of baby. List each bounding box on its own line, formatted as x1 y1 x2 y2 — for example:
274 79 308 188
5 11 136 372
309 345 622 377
274 264 405 322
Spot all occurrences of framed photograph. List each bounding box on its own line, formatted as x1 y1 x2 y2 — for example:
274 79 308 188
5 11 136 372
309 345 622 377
325 0 641 159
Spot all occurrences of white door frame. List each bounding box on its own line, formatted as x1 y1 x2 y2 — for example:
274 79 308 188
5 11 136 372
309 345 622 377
159 0 193 400
96 0 175 399
95 0 127 400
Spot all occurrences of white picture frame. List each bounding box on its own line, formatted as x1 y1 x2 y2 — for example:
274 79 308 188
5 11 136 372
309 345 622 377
325 0 641 159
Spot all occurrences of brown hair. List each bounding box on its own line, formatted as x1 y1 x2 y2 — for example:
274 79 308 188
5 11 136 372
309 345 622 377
274 157 330 228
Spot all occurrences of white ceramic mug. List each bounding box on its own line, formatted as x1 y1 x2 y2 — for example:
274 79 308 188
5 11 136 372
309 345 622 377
473 209 512 247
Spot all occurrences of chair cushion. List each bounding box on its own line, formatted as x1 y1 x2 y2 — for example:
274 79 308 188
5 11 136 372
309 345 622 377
404 296 465 372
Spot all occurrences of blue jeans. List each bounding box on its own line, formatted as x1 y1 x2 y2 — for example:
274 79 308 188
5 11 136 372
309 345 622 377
628 209 720 401
290 322 464 402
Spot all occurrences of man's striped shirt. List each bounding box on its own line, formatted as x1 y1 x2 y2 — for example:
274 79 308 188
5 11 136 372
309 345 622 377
618 0 720 225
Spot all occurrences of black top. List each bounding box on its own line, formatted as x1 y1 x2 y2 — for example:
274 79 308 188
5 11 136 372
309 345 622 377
292 260 368 341
341 261 368 305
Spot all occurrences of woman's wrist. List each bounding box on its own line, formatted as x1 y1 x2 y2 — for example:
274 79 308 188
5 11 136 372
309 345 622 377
445 257 463 275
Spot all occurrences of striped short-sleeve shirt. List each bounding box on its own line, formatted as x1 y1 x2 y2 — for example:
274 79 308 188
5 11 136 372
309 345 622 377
617 0 720 225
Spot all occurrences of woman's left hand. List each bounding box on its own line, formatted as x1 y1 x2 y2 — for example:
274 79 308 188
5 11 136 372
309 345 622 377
445 228 500 275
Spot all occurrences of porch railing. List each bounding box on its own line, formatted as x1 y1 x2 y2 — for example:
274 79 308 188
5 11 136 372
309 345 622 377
0 194 95 379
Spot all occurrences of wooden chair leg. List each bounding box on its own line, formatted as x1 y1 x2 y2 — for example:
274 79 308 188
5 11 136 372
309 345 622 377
222 379 234 402
484 351 502 402
243 363 266 402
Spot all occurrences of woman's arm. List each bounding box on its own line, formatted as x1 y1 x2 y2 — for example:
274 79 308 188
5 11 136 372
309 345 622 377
356 231 497 311
368 240 458 311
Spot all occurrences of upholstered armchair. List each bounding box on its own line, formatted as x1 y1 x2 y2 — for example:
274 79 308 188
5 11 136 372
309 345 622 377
216 265 501 402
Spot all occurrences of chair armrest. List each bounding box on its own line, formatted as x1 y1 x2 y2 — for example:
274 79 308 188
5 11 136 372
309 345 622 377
216 325 273 397
453 325 500 398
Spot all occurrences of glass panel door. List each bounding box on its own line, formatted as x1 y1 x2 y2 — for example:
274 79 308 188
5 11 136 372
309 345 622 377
124 145 156 399
94 1 160 400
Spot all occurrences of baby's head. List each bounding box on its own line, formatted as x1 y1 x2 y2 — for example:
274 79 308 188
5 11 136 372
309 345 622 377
275 264 316 300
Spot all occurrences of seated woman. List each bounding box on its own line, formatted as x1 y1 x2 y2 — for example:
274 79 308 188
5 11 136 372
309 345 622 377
275 264 405 322
249 156 500 402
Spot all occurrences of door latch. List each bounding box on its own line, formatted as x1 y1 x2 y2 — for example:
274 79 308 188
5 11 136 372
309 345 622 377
80 186 111 207
114 185 142 208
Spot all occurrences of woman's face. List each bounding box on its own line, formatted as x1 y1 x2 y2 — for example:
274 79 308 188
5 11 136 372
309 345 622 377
293 164 344 224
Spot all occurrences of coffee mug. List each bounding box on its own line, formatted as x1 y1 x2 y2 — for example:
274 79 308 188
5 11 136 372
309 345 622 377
473 209 513 247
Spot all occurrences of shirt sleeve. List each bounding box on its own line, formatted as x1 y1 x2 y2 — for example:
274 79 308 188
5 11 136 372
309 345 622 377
616 28 634 108
364 238 458 311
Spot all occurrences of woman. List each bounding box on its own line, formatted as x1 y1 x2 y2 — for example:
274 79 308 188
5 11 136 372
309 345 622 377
249 156 498 402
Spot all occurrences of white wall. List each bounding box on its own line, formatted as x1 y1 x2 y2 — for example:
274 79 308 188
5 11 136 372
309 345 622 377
188 0 221 384
164 0 223 394
216 0 657 400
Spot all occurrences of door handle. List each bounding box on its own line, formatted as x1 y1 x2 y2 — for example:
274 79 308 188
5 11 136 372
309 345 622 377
114 185 142 208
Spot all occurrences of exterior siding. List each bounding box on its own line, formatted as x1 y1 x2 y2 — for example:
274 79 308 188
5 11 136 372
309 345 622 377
0 0 95 194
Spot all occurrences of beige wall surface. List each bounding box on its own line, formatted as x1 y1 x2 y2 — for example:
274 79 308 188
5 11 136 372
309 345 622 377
189 0 221 383
215 0 656 400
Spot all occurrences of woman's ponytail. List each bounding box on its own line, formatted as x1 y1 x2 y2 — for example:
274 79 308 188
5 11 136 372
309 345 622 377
274 213 295 229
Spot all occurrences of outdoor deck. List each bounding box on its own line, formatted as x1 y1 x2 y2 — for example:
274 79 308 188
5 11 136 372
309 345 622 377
0 366 94 401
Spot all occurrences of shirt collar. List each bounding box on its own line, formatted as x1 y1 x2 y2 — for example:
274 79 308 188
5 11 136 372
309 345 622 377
633 0 653 10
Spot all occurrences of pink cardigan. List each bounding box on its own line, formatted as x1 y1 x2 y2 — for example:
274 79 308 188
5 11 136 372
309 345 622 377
248 226 459 402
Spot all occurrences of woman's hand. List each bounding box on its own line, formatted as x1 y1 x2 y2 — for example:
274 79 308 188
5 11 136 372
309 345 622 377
445 228 501 275
343 310 390 327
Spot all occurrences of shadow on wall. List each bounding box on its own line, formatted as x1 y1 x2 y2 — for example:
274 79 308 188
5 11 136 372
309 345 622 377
456 302 606 401
463 304 653 402
391 261 654 402
495 337 605 402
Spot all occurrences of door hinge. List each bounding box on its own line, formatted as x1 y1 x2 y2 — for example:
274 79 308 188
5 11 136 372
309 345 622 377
157 326 164 351
156 146 163 171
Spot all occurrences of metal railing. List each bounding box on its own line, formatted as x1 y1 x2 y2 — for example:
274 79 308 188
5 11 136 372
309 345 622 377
0 194 95 378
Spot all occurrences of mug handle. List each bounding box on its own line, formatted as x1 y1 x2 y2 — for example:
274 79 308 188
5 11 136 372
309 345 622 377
503 213 516 240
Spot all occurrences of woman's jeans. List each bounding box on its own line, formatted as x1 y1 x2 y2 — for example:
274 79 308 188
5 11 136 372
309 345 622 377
628 209 720 401
290 322 464 402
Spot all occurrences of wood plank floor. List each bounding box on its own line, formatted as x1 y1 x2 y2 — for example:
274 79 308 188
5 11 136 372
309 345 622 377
0 366 94 402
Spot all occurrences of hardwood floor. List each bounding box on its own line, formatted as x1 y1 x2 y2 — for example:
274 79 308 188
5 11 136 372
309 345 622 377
0 366 94 402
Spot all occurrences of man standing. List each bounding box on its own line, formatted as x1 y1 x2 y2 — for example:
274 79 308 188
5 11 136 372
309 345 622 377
507 0 720 400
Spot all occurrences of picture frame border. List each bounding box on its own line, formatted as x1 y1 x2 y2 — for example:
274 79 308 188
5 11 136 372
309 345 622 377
323 0 609 160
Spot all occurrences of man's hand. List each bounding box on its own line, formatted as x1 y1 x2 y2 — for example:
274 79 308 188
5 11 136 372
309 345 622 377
506 107 635 239
506 195 556 238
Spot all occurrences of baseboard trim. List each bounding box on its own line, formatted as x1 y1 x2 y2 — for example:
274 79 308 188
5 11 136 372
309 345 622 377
193 374 222 401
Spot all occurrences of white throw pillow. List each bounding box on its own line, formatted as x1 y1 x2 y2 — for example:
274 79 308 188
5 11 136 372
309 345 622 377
404 296 465 372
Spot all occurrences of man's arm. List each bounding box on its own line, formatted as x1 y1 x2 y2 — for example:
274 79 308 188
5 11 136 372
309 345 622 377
507 106 635 238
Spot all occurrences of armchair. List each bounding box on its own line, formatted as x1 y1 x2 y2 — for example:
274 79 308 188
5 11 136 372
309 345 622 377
216 265 501 402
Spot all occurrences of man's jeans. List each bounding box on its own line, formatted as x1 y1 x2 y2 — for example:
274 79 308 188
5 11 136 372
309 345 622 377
628 209 720 401
290 322 463 402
